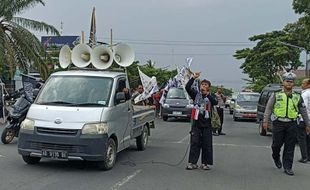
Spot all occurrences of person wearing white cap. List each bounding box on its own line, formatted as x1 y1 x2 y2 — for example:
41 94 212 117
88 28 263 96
263 71 310 175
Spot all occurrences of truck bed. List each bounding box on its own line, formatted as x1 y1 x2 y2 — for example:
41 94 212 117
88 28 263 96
131 105 155 138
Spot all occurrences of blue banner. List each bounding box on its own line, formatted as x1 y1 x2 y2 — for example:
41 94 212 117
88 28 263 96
41 36 80 49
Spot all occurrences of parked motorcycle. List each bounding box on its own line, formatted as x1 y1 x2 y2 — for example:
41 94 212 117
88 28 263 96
1 76 42 144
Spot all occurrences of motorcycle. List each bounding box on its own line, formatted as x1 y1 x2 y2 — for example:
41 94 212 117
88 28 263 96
1 77 42 144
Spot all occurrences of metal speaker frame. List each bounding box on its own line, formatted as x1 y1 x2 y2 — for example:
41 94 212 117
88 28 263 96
91 45 114 70
59 45 72 69
113 43 135 67
72 44 92 68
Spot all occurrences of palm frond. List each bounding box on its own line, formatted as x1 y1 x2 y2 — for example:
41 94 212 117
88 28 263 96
7 24 48 79
12 17 60 35
0 0 44 19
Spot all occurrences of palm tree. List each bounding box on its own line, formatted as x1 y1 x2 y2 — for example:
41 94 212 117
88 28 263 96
0 0 60 80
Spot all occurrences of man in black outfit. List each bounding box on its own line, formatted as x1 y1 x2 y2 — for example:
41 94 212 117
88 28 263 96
185 72 218 170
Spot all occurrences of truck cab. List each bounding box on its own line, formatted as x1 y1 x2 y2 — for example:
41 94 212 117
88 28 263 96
18 70 155 170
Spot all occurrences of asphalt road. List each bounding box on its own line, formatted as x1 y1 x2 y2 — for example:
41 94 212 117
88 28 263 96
0 110 310 190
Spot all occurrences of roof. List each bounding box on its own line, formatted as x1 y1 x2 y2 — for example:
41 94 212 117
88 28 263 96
51 70 126 78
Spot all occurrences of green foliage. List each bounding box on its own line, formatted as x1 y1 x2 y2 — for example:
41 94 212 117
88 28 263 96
293 0 310 15
234 31 302 92
0 0 59 80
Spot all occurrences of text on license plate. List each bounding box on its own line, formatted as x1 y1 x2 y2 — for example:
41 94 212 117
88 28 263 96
173 111 182 115
243 114 256 117
42 150 68 159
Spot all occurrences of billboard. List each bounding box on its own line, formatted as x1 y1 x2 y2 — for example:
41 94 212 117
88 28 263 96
41 36 80 49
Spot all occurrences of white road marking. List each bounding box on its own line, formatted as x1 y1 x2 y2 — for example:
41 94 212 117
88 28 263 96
171 140 269 149
0 154 5 158
214 143 270 149
176 135 190 144
110 169 142 190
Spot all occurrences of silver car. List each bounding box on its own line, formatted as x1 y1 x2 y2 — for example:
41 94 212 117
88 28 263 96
161 87 193 121
233 92 260 121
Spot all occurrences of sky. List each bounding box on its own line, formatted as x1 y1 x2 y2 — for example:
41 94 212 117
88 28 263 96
19 0 301 91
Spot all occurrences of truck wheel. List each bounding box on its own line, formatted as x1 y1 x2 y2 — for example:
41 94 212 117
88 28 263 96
97 138 117 170
259 121 267 136
136 126 149 151
163 116 168 121
22 155 41 164
1 128 16 144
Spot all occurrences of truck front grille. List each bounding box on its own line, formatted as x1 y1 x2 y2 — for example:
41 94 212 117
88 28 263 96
30 142 81 153
36 127 78 136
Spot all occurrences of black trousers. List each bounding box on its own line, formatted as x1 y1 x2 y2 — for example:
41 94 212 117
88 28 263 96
213 107 224 133
188 122 213 165
272 120 297 170
297 122 310 160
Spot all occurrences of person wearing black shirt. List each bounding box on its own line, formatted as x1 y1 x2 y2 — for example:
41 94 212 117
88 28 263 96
185 72 218 170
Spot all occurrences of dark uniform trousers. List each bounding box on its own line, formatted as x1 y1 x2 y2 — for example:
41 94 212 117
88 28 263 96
297 121 310 160
272 120 297 170
189 122 213 165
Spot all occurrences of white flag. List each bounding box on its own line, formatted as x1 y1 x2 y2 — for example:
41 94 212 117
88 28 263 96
134 68 158 104
186 57 193 67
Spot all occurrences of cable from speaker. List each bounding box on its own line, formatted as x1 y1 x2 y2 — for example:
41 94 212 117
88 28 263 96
120 134 190 168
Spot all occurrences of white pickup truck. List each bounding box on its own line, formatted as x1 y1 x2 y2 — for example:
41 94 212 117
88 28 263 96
17 70 155 170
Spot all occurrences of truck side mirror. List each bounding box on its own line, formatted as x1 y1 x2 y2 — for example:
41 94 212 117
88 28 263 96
33 89 40 98
115 92 126 104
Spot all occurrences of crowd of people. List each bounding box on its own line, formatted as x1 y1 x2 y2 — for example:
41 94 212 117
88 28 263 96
133 70 310 176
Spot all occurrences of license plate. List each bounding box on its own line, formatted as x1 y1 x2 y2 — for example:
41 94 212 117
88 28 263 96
243 114 256 118
173 111 182 115
42 150 68 159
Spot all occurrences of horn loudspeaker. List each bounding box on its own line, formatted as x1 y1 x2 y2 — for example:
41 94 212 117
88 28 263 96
59 45 72 68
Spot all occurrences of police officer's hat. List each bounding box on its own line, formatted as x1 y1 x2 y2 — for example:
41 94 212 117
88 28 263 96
282 72 296 81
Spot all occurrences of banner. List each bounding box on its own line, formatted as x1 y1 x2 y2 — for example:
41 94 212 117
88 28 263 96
160 59 194 105
41 36 80 49
134 68 159 104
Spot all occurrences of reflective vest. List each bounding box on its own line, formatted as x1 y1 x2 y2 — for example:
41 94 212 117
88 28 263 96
273 92 300 119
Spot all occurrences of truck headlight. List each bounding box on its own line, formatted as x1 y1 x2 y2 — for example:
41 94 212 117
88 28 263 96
82 122 108 135
20 119 35 131
163 104 170 108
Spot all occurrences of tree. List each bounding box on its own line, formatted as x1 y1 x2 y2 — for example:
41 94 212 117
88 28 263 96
293 0 310 15
234 31 302 92
0 0 60 80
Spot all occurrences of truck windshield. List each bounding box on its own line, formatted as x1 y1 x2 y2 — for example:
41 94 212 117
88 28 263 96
36 76 113 107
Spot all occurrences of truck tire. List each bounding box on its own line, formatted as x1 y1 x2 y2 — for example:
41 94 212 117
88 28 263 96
163 116 168 121
97 138 117 170
1 128 16 144
136 126 149 151
259 121 267 136
22 155 41 164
